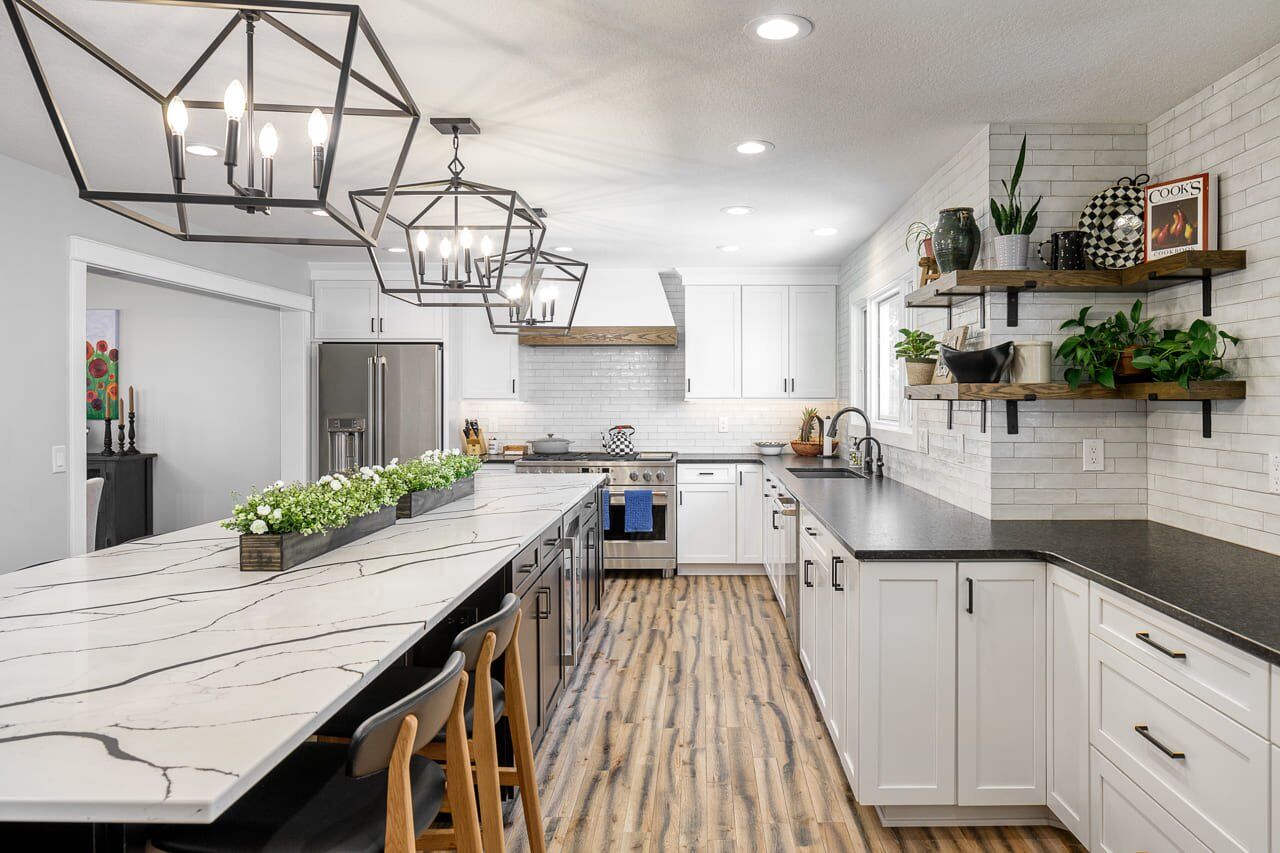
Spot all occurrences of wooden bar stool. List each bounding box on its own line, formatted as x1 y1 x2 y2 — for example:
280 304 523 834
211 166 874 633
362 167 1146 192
315 593 546 853
149 651 481 853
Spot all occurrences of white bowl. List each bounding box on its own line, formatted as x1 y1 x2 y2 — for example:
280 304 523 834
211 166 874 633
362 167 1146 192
754 442 785 456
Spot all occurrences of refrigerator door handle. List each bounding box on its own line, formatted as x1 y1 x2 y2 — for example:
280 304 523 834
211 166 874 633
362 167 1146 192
377 356 388 465
366 356 377 468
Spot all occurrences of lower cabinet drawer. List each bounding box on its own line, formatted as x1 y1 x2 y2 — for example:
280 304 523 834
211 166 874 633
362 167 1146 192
1091 748 1210 853
1091 636 1269 853
677 464 733 484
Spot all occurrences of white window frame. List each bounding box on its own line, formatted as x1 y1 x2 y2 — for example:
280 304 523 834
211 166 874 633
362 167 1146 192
864 281 908 434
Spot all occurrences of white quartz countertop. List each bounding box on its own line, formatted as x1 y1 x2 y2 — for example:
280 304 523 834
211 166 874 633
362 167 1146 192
0 470 602 824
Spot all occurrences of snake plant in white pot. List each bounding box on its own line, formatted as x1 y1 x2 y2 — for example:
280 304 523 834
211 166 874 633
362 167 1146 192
990 134 1042 270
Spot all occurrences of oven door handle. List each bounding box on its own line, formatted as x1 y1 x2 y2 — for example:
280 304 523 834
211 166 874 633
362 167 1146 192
607 492 671 506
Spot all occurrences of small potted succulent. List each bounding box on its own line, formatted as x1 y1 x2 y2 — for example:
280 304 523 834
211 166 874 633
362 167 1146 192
1133 319 1240 389
895 328 939 386
905 221 934 258
989 134 1042 270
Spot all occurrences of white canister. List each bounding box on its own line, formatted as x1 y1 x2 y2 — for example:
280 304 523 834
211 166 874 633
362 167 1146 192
1011 340 1051 383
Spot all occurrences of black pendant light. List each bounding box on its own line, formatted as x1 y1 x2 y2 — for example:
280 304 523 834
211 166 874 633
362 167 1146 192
4 0 418 246
477 241 587 336
350 118 547 307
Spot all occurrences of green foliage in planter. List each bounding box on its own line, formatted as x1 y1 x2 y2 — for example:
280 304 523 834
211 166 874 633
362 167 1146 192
223 449 482 536
894 328 938 361
989 134 1042 236
1132 319 1240 390
905 221 933 256
799 406 821 442
1057 300 1157 390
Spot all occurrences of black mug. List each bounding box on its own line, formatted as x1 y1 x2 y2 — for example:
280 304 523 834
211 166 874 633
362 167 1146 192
1037 230 1087 270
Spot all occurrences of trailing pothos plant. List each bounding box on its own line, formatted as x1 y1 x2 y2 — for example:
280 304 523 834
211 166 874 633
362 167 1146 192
1057 300 1157 389
989 134 1042 236
1132 319 1241 390
894 328 939 361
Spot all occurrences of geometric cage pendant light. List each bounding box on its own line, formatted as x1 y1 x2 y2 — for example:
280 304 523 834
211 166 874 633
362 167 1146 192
477 242 587 336
3 0 418 247
349 118 546 307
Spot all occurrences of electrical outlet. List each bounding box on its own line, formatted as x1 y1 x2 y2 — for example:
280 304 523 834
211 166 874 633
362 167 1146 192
1083 438 1104 471
51 445 67 474
1269 453 1280 494
916 427 929 454
717 416 729 433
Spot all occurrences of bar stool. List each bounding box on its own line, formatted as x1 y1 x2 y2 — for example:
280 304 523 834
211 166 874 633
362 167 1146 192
149 652 481 853
315 593 545 853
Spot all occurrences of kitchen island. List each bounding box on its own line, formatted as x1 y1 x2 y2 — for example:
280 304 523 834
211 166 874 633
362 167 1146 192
0 469 602 825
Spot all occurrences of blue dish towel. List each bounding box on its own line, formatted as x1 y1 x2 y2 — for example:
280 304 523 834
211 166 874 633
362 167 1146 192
624 489 653 533
601 489 611 531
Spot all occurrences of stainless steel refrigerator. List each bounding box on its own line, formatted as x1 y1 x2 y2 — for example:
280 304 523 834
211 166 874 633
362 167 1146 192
318 343 442 474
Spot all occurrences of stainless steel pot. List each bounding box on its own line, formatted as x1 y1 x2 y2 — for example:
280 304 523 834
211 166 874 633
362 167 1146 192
529 433 572 454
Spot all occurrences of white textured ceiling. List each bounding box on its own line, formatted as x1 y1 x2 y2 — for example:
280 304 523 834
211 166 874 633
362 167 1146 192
2 1 1279 268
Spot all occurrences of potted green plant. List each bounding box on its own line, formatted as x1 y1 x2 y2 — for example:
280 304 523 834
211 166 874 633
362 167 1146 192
905 221 934 258
1057 300 1158 389
895 328 939 386
1132 319 1241 389
989 134 1042 270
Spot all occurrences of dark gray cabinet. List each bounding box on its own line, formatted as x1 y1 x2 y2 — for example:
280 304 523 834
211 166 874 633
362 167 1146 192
537 552 563 725
86 453 156 550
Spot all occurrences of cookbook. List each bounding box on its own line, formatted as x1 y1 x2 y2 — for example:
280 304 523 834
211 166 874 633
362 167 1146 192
1144 172 1216 260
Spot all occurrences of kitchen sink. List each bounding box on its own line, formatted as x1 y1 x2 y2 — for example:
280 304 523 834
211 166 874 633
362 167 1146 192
786 468 866 479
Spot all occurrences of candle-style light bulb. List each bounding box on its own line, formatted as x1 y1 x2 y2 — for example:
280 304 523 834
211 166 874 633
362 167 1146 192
258 123 279 158
458 228 473 249
439 237 452 259
479 235 494 257
414 230 428 280
542 284 559 321
222 80 245 171
307 109 327 189
415 231 429 252
165 97 187 181
438 237 452 282
224 80 246 120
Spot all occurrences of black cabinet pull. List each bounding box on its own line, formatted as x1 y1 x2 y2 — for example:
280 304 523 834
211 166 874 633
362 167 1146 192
1135 631 1187 659
543 538 558 547
832 556 844 592
739 471 743 486
687 378 691 392
379 318 384 333
370 317 376 333
790 378 795 392
965 577 974 614
771 509 779 530
517 561 536 574
803 559 814 588
783 377 787 392
804 527 817 537
512 378 516 394
698 471 715 476
536 588 551 619
1134 724 1186 760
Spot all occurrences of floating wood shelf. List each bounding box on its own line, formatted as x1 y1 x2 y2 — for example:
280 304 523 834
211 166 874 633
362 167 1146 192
907 250 1246 326
518 325 678 346
906 380 1245 437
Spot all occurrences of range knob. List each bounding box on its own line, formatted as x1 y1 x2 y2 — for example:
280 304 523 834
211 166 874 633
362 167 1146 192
629 472 640 482
643 472 653 482
655 471 666 482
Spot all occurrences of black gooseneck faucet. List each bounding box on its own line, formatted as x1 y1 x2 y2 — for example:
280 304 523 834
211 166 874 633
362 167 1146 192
826 406 883 478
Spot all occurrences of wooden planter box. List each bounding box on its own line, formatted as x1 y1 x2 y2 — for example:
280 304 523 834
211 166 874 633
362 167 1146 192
396 476 476 519
239 505 396 572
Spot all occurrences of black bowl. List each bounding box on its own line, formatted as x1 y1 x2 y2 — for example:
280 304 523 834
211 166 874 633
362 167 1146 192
940 341 1014 383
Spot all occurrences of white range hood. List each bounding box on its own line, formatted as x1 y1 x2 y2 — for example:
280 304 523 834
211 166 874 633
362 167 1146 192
520 267 677 346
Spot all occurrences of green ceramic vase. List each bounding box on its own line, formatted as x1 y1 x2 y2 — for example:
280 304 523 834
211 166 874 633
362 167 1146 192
933 207 981 273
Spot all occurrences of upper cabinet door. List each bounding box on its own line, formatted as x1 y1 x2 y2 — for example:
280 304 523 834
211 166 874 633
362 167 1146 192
740 286 789 398
788 285 836 398
458 308 518 399
314 280 378 340
378 292 445 341
684 285 740 399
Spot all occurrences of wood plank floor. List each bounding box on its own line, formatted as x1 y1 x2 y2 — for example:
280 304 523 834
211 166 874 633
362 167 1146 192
506 573 1086 853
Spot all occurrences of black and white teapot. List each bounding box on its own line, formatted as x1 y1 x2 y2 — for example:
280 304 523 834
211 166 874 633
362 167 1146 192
602 425 636 456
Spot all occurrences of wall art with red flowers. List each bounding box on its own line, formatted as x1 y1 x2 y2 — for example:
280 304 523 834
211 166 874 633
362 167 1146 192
86 309 120 420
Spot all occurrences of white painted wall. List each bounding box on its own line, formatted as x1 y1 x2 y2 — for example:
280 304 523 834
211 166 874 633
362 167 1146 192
0 152 308 572
86 272 284 534
568 267 675 326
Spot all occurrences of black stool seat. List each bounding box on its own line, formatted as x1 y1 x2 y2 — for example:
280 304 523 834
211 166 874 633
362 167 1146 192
150 742 445 853
317 665 504 741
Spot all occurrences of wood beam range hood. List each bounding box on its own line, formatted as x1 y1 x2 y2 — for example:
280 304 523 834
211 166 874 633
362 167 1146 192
519 268 677 346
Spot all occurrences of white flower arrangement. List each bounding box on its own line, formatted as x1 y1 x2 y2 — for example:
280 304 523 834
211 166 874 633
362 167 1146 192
223 448 482 536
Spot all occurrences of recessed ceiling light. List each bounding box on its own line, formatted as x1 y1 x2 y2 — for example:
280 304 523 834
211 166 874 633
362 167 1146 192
722 205 754 216
310 209 330 217
718 245 741 253
812 227 838 236
185 143 220 157
747 14 813 42
734 139 774 155
553 246 574 253
387 246 406 253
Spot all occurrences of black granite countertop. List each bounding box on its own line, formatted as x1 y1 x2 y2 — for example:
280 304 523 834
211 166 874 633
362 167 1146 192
762 456 1280 665
678 452 772 464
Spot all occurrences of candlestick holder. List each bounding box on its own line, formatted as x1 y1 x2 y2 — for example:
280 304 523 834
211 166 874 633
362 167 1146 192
117 419 126 454
125 412 139 455
101 415 115 457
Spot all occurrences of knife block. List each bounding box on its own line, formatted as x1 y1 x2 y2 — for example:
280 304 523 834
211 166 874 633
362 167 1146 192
461 424 487 456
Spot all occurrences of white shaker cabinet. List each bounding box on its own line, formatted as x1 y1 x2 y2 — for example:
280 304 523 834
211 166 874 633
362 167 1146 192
684 285 740 398
456 308 518 399
735 465 764 564
1047 565 1090 844
956 562 1046 807
740 286 789 398
788 285 837 398
314 280 380 340
798 542 818 679
377 292 444 340
858 561 957 806
675 483 736 563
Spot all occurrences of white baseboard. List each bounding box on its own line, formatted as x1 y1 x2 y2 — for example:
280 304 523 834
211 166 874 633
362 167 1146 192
875 804 1061 828
677 563 765 576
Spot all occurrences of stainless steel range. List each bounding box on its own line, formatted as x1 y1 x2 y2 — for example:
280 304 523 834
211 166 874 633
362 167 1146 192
516 452 676 577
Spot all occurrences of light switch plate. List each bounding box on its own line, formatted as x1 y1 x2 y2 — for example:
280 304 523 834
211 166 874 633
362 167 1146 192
717 416 729 433
916 426 929 453
1269 453 1280 494
51 445 67 474
1083 438 1104 471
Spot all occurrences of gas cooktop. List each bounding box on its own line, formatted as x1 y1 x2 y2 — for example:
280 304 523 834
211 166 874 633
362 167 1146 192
519 451 676 463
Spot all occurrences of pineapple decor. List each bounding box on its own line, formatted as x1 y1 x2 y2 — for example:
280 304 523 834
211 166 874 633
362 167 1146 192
798 407 820 442
791 407 835 457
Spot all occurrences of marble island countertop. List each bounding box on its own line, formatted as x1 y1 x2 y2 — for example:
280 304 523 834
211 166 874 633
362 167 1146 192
0 470 603 824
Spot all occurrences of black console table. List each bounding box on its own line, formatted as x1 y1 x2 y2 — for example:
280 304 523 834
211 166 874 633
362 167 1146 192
86 453 156 550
